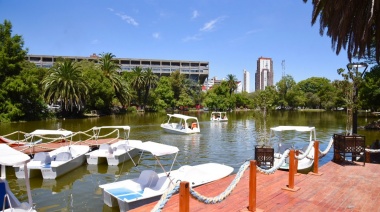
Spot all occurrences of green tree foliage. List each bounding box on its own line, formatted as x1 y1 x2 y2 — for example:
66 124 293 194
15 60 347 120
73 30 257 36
78 60 114 112
252 86 277 112
304 0 380 63
99 52 129 107
361 65 380 111
142 68 158 108
297 77 335 109
226 74 238 96
153 76 174 110
129 66 145 108
0 20 47 122
276 75 296 108
42 60 88 113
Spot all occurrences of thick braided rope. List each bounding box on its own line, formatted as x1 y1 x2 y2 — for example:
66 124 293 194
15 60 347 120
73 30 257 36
257 149 290 175
151 181 180 212
316 137 334 158
1 131 28 139
295 141 315 160
187 161 250 204
365 148 380 153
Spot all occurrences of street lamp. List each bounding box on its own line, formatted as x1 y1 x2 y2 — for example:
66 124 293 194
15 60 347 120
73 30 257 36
346 62 368 135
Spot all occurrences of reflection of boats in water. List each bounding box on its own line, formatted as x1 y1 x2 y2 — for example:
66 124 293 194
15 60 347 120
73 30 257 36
17 164 90 193
210 111 228 122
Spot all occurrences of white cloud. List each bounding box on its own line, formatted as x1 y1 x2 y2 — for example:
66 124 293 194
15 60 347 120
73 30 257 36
200 16 225 32
192 10 199 19
152 32 160 39
116 13 139 26
91 39 99 44
108 8 139 26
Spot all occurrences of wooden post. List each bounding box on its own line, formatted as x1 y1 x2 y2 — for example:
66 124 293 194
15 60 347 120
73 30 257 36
248 161 257 211
289 149 295 188
248 161 263 212
179 181 190 212
282 149 300 191
294 150 301 176
309 141 323 176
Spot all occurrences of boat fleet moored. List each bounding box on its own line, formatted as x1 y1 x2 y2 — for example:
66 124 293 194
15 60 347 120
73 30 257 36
1 113 324 211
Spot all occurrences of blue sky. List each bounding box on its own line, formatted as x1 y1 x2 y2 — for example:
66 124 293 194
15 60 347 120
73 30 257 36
1 0 354 91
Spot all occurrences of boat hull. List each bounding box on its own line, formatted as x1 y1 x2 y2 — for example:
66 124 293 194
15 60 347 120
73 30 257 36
15 145 89 179
100 163 234 211
86 140 142 165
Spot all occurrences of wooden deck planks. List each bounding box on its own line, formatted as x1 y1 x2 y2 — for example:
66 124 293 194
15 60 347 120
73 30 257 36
130 161 380 212
11 138 120 154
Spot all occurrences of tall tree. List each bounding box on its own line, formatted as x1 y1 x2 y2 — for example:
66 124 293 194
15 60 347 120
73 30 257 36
99 52 129 106
130 66 145 108
304 0 380 63
0 20 40 122
42 60 88 113
142 68 158 108
226 74 238 96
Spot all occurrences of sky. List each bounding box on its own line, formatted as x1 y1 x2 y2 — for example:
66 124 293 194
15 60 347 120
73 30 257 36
0 0 355 92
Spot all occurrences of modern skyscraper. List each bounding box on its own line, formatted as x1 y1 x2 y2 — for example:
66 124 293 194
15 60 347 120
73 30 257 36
255 57 274 91
243 69 250 93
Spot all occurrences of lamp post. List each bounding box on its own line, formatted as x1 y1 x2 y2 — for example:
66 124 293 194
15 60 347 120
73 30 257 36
346 62 368 135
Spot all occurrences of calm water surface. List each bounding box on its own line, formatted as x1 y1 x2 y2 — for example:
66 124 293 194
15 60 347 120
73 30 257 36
1 111 380 212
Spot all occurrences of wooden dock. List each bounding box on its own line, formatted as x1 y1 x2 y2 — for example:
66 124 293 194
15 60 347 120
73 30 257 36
11 138 120 155
131 161 380 211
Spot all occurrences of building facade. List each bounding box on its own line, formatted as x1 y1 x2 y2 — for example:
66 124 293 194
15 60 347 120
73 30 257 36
255 57 274 91
26 54 209 84
243 69 250 93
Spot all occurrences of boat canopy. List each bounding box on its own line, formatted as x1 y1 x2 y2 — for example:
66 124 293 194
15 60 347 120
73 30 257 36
129 141 179 157
28 129 73 137
166 114 198 121
0 144 31 166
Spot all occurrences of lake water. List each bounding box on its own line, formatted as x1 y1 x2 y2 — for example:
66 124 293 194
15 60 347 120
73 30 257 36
2 110 380 211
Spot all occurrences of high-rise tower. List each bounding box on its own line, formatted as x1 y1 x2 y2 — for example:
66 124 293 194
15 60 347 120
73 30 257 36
243 69 250 93
255 57 274 91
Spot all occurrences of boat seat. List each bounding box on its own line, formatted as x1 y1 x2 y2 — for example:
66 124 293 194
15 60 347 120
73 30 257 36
33 152 52 164
99 144 113 154
55 152 72 161
143 176 170 196
130 170 159 191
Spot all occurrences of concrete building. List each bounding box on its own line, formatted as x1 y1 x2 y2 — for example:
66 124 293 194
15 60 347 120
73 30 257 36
202 76 241 93
26 54 209 84
255 57 274 91
243 69 250 93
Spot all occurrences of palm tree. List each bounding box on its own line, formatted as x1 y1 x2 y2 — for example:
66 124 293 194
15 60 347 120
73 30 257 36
142 68 158 108
99 52 129 106
303 0 379 63
42 60 88 112
226 74 237 96
130 66 145 108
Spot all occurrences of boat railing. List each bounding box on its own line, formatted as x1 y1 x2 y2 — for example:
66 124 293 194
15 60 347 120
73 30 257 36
2 193 12 211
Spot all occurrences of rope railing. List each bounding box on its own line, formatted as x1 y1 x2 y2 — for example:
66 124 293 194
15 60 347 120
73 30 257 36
365 148 380 153
151 180 181 212
295 141 315 160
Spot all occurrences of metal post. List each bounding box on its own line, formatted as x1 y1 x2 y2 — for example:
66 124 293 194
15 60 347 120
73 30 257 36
346 62 368 135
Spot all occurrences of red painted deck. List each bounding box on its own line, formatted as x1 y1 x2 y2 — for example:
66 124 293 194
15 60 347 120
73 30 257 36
11 138 120 154
131 161 380 212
